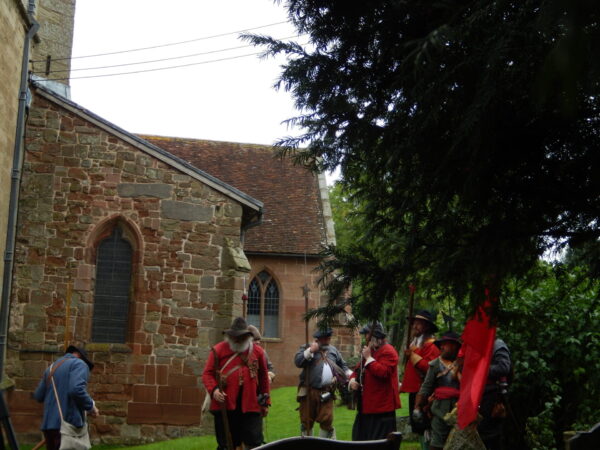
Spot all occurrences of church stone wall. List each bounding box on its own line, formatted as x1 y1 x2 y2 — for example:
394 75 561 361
246 254 360 387
5 91 249 444
0 0 29 323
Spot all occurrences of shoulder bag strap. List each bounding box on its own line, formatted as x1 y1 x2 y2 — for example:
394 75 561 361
220 352 239 372
211 347 239 388
46 357 69 382
325 350 347 379
49 364 65 422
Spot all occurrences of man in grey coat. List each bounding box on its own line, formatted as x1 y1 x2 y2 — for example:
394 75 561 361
478 338 511 450
34 345 99 450
294 328 351 439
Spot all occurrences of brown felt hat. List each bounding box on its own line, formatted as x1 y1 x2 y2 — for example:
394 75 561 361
223 317 253 337
248 324 262 341
408 309 439 333
434 331 462 348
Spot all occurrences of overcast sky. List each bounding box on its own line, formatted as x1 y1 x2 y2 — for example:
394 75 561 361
70 0 302 146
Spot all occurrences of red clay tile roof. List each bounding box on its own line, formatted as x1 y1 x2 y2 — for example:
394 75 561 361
139 135 327 255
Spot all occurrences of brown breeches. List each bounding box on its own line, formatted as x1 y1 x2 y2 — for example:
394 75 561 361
299 388 334 432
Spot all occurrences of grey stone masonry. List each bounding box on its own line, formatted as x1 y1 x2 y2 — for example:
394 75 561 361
161 200 213 222
117 183 172 198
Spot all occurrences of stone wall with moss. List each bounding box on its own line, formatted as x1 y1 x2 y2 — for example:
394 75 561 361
5 90 250 444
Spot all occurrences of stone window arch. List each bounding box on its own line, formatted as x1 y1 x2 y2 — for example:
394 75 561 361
88 217 140 343
247 270 280 338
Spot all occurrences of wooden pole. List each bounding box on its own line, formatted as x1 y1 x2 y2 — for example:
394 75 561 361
242 276 247 320
220 401 234 450
301 252 313 435
302 283 312 436
403 284 416 365
31 439 45 450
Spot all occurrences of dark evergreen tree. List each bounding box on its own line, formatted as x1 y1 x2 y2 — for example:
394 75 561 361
245 0 600 313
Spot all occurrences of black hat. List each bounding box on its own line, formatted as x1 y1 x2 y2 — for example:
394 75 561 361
313 328 333 338
223 317 253 338
66 345 94 371
408 309 439 333
434 331 462 348
359 321 387 339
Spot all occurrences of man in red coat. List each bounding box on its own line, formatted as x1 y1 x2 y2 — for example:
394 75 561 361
202 317 270 450
400 310 440 449
348 322 400 441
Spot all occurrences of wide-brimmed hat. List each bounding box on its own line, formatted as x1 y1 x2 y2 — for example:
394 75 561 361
408 309 439 332
359 321 387 339
248 324 262 341
434 331 462 348
66 345 94 371
313 328 333 339
223 317 253 338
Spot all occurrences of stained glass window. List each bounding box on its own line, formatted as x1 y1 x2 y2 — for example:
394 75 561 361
247 278 261 330
246 271 279 338
91 227 132 343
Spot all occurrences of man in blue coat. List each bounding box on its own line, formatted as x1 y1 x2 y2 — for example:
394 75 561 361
34 345 99 450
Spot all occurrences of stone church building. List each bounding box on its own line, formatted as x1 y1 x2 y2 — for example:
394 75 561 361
2 0 358 444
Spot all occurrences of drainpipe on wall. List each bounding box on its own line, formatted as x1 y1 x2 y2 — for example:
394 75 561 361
0 0 40 383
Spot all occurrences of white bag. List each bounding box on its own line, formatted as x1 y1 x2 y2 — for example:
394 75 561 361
50 366 92 450
59 419 91 450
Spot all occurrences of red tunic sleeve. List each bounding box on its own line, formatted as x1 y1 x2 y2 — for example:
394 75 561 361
365 344 399 379
416 340 440 374
400 338 440 393
361 343 401 413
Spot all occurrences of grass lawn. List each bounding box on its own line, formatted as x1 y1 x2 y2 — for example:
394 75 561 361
22 387 419 449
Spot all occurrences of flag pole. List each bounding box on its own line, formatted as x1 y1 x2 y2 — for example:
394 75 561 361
302 252 312 436
403 284 416 365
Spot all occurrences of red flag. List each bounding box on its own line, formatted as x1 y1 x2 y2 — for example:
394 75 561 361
457 290 497 429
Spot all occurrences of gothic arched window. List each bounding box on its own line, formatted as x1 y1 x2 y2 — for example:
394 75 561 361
247 270 280 338
91 226 133 343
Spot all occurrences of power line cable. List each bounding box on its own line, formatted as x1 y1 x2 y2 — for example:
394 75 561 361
34 41 308 82
33 34 305 74
31 21 290 63
35 50 267 82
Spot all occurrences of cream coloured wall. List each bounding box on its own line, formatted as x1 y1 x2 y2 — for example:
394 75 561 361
0 0 31 301
31 0 76 84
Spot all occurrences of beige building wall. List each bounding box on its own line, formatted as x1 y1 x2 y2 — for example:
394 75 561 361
0 0 76 293
31 0 76 84
0 0 31 303
0 0 76 342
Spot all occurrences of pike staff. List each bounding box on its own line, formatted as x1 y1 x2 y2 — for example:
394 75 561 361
403 284 416 365
302 282 312 435
301 251 313 436
355 325 372 410
211 348 234 450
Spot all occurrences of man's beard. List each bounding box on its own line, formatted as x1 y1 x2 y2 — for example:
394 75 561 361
226 336 251 353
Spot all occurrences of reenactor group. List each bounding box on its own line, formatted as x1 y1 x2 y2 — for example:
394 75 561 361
201 312 511 450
